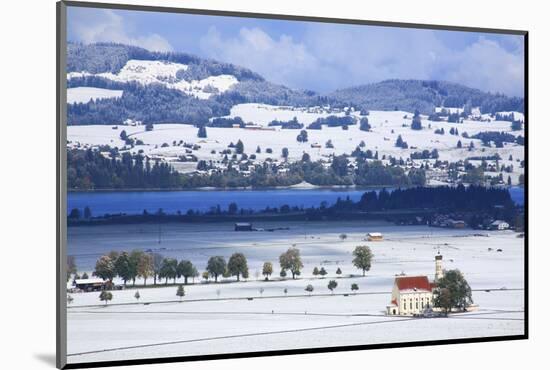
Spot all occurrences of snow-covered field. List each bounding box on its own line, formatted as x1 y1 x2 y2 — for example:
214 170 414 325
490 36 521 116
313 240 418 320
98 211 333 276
67 105 525 183
68 59 238 99
66 222 525 364
67 87 123 104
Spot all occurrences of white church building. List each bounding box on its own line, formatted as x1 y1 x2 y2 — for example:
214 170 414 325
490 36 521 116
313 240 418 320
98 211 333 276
386 254 444 316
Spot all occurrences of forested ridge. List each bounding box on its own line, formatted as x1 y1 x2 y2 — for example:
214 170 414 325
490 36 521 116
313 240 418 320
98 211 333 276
67 43 525 125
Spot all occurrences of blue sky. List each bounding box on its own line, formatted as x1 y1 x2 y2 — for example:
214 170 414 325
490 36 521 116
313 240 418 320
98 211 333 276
67 6 525 97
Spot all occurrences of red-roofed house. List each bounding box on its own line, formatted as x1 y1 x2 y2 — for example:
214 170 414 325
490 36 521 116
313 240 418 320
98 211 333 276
386 255 443 316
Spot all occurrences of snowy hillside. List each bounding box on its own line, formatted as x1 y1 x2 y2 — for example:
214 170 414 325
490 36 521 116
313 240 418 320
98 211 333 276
68 59 238 99
67 106 525 184
223 103 348 126
67 87 123 104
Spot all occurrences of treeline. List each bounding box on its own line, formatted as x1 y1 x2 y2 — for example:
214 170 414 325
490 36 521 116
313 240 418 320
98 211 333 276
357 185 514 212
307 115 356 129
329 79 524 115
68 149 180 189
69 186 517 227
70 246 373 288
268 117 304 129
68 83 230 125
68 42 264 81
67 148 426 190
472 131 524 147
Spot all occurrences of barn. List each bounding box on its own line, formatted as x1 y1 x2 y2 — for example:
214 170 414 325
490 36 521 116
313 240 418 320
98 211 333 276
234 222 253 231
74 278 106 292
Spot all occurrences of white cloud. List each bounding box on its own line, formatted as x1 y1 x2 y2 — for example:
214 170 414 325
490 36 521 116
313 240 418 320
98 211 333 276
199 24 523 97
69 9 173 52
442 37 524 97
200 26 323 90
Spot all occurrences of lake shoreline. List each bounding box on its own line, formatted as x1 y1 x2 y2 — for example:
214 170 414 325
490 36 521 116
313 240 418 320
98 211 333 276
67 184 524 193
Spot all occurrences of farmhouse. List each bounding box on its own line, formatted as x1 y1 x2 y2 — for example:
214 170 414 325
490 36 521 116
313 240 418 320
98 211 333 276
234 222 253 231
74 278 106 292
367 232 383 241
490 220 510 230
386 254 444 316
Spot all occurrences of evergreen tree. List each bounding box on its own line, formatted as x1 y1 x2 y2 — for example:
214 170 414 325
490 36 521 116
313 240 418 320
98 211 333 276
235 140 244 154
411 110 422 130
99 290 113 305
395 135 404 148
296 130 308 143
336 267 342 276
68 208 81 219
327 280 338 294
228 202 238 215
359 117 371 131
511 120 523 131
305 284 314 295
319 267 328 277
313 266 320 277
351 283 359 294
197 125 207 138
176 284 185 301
134 291 140 301
457 140 462 148
282 147 289 159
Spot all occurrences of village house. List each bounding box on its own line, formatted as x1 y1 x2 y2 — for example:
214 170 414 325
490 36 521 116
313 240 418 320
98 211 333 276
73 278 106 292
386 254 444 316
489 220 510 230
367 232 383 241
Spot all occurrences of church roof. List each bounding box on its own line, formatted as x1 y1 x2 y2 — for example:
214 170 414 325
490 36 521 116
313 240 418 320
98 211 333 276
395 275 432 292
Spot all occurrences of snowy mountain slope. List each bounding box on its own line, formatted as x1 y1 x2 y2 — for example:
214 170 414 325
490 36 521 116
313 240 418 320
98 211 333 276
68 59 238 99
67 87 123 104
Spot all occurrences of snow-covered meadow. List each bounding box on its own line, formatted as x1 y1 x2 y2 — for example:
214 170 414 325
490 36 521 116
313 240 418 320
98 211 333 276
66 222 524 364
67 87 124 104
67 104 525 183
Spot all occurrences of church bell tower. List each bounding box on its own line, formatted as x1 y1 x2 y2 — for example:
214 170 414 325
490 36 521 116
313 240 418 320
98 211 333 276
435 254 443 281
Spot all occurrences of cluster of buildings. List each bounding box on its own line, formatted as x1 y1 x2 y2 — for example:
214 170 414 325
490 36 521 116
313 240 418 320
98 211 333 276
432 214 510 231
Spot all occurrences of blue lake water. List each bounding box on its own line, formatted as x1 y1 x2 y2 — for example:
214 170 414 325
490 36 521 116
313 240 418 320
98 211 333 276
67 187 525 217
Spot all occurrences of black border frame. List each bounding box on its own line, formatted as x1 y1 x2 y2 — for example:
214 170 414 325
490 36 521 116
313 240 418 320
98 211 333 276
56 1 529 369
